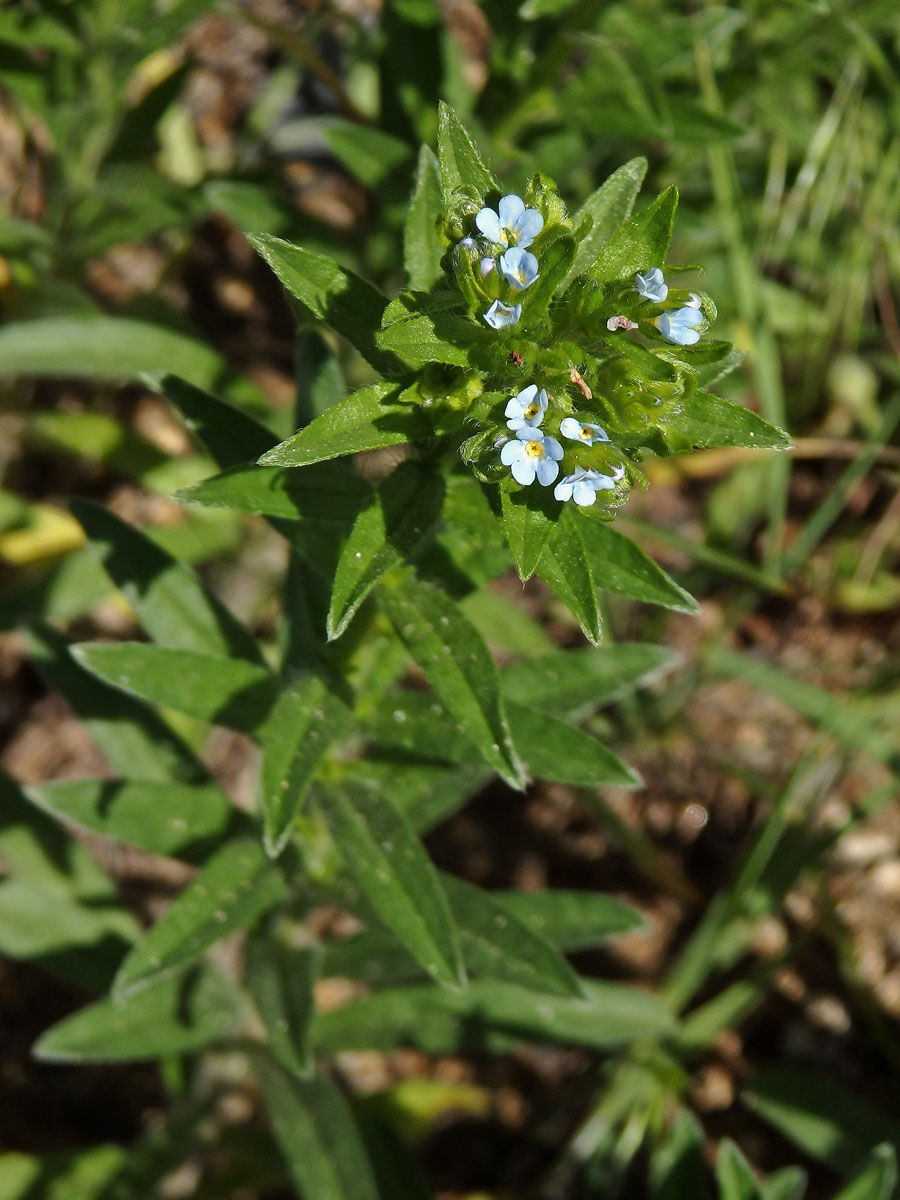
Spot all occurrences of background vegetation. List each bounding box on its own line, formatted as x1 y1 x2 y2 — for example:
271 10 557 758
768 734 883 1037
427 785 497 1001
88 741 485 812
1 1 900 1198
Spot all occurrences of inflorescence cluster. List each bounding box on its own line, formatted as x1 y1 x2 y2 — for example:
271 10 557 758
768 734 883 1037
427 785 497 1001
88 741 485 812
443 186 716 510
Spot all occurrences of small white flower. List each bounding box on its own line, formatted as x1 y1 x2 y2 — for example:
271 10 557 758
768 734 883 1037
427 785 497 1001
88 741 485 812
484 299 522 329
505 384 547 431
499 246 539 290
479 256 495 277
501 427 563 486
476 194 543 249
635 267 668 303
554 467 619 507
559 416 610 445
656 306 704 346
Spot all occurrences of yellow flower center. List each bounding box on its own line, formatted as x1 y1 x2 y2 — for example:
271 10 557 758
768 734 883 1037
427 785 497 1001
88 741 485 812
523 403 539 420
580 426 593 440
525 440 544 458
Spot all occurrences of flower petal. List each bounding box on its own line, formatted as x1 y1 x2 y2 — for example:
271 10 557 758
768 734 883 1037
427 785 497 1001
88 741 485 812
573 480 598 506
543 436 564 461
511 457 536 486
500 440 521 465
497 194 525 228
559 417 582 441
535 457 560 486
475 207 503 243
553 479 573 502
512 208 544 248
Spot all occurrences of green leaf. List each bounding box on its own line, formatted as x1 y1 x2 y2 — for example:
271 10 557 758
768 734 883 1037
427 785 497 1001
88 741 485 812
649 1111 709 1200
328 462 445 640
519 0 580 16
325 120 412 188
589 185 678 286
24 778 245 865
674 391 792 451
501 643 678 718
0 1146 126 1200
257 1056 379 1200
317 780 466 991
72 642 275 732
176 461 371 523
377 291 484 367
405 144 443 291
154 374 278 468
259 675 350 857
315 978 674 1054
259 382 432 467
440 873 584 997
568 163 646 284
114 839 287 996
507 701 640 787
716 1139 762 1200
295 332 344 428
494 888 644 949
437 101 498 204
0 316 259 401
0 878 136 960
744 1066 900 1172
71 500 264 663
249 235 397 374
578 520 699 612
35 964 241 1062
760 1167 807 1200
27 623 209 783
246 939 317 1078
537 508 602 645
500 485 557 581
380 572 526 788
834 1146 898 1200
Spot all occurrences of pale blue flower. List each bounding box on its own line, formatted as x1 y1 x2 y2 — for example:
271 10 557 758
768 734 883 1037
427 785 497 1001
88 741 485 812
554 467 618 507
559 416 610 445
635 267 668 303
501 427 563 486
505 384 547 431
500 246 539 291
476 194 543 249
656 306 704 346
484 299 522 329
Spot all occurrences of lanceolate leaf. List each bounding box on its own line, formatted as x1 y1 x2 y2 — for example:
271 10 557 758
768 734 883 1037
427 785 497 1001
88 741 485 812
716 1140 762 1200
72 642 275 732
246 938 317 1078
674 391 792 451
834 1146 897 1200
405 144 443 291
380 572 526 789
377 293 482 367
589 185 678 286
155 374 278 468
501 643 678 718
259 383 432 468
500 486 557 581
328 462 445 640
259 674 350 857
565 157 648 286
537 509 602 645
35 965 241 1062
114 839 287 996
71 500 265 663
324 120 411 188
249 235 398 375
578 520 699 612
437 101 498 204
506 701 640 787
27 623 208 784
316 780 466 991
24 778 246 864
314 978 674 1054
176 461 371 523
295 333 344 428
257 1056 380 1200
440 873 585 998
